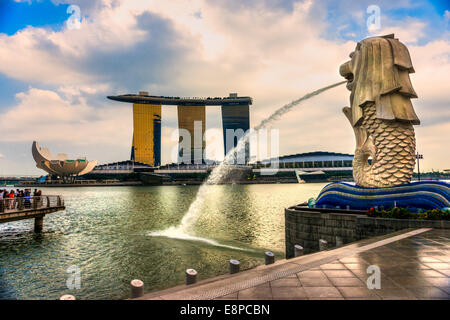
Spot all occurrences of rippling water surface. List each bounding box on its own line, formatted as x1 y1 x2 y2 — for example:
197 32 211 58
0 183 326 300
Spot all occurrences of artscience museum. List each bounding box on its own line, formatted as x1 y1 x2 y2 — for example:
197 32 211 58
31 141 98 180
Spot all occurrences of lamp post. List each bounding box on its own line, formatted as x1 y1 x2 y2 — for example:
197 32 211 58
416 152 423 181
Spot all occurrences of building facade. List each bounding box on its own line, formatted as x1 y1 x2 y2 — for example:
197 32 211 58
131 103 162 166
177 105 206 164
221 100 250 164
108 92 252 166
258 152 354 171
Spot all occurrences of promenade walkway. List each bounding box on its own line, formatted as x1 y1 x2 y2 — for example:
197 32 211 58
138 228 449 300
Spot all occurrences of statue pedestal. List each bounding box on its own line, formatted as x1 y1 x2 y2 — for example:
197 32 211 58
315 181 450 212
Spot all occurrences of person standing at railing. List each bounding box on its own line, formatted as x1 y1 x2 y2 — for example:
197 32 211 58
33 189 42 208
38 189 42 207
0 189 3 212
9 189 15 209
14 189 20 209
17 190 24 210
24 189 31 209
3 190 8 210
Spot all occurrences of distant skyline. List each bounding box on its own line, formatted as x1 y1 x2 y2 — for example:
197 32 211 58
0 0 449 175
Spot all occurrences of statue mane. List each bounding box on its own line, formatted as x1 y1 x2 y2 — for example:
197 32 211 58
341 34 420 127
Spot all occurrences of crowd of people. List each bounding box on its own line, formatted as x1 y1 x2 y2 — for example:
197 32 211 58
0 189 42 211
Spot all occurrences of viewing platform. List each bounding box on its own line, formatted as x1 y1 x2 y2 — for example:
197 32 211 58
107 93 253 106
136 228 449 300
0 195 65 232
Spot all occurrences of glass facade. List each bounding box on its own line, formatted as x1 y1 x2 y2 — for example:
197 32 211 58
131 104 162 166
221 104 250 164
177 105 206 164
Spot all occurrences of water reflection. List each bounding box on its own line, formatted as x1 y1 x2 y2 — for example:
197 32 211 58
0 183 327 299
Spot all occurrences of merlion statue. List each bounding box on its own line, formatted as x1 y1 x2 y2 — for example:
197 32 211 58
314 34 449 211
339 34 420 188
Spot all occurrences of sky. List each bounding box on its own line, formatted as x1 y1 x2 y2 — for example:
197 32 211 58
0 0 448 175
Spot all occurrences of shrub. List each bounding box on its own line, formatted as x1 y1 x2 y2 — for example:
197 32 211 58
366 207 450 220
426 209 450 221
367 207 381 217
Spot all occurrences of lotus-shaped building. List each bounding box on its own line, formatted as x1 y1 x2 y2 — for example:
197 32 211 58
32 141 97 179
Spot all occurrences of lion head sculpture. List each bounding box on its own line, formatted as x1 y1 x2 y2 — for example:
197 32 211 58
340 34 420 128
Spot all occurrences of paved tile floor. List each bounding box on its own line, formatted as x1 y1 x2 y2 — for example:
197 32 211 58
244 229 449 300
140 229 449 300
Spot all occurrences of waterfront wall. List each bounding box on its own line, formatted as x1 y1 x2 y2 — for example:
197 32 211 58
285 208 450 258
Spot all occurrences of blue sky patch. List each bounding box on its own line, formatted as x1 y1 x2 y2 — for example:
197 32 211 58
320 0 448 44
0 74 29 111
0 0 70 35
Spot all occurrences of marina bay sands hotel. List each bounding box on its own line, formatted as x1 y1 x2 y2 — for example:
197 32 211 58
107 92 252 166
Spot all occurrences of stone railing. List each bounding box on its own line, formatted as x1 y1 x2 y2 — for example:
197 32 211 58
285 206 450 258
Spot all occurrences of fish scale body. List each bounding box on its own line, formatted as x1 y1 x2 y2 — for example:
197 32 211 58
353 104 416 188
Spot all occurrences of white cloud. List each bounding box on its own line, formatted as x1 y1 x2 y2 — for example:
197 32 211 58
416 121 450 171
0 87 132 148
374 19 427 44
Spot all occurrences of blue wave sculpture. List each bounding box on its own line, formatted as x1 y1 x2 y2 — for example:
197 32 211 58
315 181 450 212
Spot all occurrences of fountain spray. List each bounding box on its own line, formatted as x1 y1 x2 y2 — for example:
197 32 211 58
151 81 346 244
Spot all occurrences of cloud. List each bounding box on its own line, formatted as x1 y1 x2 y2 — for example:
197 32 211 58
0 0 448 172
374 18 427 44
416 121 450 171
0 87 132 148
408 40 450 124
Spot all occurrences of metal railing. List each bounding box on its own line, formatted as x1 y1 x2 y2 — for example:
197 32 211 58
0 195 64 213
